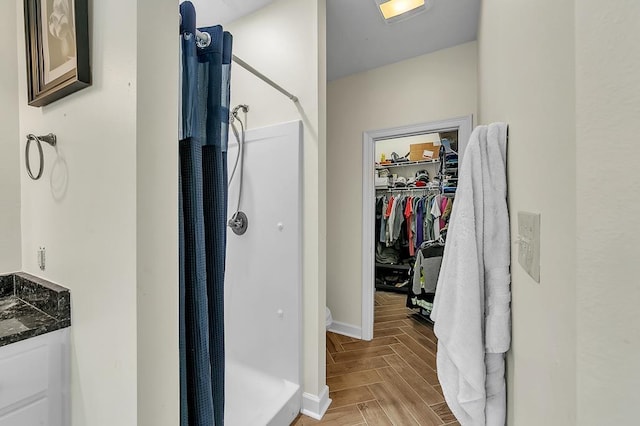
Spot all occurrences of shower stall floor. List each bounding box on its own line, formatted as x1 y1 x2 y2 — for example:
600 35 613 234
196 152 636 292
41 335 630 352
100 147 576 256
226 359 301 426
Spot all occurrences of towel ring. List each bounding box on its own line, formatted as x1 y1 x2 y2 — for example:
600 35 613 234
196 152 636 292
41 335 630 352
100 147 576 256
25 133 57 180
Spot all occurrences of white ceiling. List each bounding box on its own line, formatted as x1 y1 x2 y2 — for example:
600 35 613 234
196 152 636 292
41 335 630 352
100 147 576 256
190 0 274 26
188 0 480 81
326 0 480 81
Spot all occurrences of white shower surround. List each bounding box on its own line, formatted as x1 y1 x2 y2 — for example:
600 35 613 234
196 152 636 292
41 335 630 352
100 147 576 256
225 120 303 425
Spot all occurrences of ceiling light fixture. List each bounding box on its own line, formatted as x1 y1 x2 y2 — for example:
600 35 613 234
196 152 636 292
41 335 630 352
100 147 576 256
375 0 432 23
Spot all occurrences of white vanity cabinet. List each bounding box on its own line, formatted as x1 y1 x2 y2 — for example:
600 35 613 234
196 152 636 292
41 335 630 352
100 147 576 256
0 329 70 426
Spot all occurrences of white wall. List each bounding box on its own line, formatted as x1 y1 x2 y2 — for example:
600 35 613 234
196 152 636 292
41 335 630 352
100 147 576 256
478 1 577 424
327 42 477 328
16 0 137 423
0 0 21 274
224 0 328 400
14 0 179 425
575 1 640 424
136 0 179 425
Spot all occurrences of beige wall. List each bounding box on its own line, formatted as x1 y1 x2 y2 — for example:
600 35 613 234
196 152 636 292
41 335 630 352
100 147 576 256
0 0 21 274
326 42 478 328
14 0 179 424
575 1 640 424
478 1 577 425
225 0 328 398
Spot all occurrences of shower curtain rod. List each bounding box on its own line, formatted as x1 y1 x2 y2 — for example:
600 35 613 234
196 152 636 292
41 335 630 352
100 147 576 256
231 55 299 103
193 27 299 103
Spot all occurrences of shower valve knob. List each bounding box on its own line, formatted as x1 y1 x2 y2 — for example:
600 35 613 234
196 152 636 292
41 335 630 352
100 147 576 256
277 222 284 231
277 309 284 318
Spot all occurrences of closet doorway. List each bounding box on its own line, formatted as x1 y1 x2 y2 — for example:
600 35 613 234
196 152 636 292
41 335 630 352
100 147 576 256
361 116 472 340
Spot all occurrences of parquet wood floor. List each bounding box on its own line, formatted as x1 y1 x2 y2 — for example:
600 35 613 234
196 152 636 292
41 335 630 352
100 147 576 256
292 291 459 426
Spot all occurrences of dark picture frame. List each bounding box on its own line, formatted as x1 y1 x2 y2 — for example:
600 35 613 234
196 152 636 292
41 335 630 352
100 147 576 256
23 0 91 107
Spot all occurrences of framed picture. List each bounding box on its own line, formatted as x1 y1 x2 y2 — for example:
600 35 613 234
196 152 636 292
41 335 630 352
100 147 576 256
23 0 91 107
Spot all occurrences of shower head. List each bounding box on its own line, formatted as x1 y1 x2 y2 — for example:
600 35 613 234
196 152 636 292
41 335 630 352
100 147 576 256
231 104 249 122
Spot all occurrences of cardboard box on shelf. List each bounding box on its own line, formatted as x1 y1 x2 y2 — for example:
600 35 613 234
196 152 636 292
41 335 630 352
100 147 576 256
409 143 439 162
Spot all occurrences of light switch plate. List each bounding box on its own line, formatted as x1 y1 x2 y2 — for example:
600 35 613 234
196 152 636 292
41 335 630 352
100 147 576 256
517 212 540 282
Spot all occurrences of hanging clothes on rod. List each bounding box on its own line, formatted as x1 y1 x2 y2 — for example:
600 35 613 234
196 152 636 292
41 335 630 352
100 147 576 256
376 191 455 253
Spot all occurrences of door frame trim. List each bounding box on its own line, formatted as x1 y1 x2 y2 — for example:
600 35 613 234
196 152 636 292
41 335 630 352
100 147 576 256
361 115 473 340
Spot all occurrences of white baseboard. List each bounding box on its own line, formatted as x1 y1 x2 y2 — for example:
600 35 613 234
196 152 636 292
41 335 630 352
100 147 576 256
301 385 331 420
327 321 362 339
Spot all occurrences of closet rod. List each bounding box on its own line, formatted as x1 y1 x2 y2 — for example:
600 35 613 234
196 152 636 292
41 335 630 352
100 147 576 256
192 27 299 103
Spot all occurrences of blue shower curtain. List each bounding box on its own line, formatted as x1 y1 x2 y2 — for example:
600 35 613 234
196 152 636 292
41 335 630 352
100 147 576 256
179 2 232 425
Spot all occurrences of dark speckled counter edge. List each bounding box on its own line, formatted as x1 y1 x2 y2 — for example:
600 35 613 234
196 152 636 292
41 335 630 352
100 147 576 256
0 273 71 347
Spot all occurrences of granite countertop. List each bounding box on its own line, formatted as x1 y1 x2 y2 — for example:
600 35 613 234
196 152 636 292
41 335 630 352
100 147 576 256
0 272 71 347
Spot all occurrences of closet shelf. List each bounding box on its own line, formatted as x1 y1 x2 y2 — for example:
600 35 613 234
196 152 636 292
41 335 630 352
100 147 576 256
375 263 412 271
375 283 409 293
376 187 440 192
375 159 440 170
